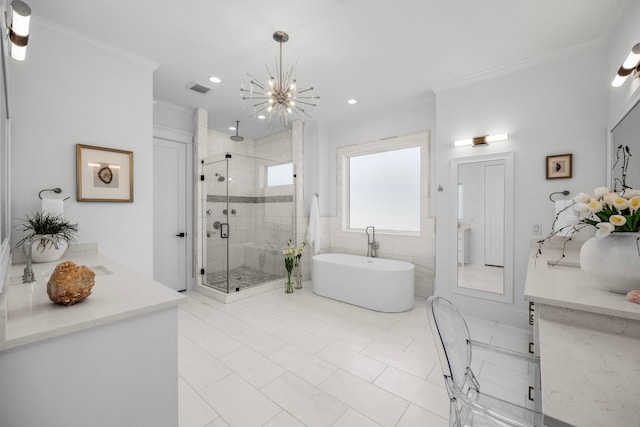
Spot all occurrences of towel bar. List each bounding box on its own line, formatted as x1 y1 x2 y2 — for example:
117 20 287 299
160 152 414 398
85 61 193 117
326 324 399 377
549 190 569 202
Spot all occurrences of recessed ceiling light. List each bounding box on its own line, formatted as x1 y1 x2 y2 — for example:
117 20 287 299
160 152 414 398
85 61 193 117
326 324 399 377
229 126 236 131
257 115 266 120
347 99 358 105
209 76 222 84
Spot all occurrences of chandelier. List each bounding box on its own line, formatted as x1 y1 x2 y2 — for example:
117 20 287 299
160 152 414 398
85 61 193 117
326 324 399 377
241 31 319 122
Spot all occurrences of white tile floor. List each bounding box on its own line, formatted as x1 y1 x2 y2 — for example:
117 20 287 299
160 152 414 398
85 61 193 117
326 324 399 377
178 283 533 427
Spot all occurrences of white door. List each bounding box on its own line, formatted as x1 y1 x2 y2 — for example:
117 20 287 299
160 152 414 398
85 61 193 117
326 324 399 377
483 163 504 267
153 138 187 291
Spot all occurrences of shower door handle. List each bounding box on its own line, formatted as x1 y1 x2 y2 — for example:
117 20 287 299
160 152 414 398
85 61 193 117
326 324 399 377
220 223 229 239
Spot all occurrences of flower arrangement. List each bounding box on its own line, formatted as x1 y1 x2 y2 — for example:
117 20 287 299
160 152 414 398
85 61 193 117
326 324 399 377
573 187 640 237
283 240 306 293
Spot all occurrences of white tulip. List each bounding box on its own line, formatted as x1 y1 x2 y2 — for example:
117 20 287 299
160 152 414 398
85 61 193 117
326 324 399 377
603 192 618 206
587 199 603 213
594 187 609 198
613 197 630 212
610 214 626 227
574 202 589 213
595 222 615 238
574 192 591 204
623 188 640 198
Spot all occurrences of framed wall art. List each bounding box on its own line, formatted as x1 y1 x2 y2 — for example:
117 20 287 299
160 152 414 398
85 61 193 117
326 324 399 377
76 144 133 202
546 153 572 180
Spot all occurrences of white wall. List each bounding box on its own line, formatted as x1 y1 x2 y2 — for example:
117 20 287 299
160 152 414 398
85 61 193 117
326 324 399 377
9 21 156 276
434 46 609 327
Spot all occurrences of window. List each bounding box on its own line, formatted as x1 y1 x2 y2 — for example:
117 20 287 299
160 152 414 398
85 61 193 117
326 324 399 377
348 146 420 232
266 162 293 186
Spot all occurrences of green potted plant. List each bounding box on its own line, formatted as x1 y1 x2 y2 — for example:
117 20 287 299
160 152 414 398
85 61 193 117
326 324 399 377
16 212 79 263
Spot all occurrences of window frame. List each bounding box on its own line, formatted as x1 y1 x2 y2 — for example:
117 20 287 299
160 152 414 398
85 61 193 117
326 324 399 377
337 132 429 235
265 161 294 187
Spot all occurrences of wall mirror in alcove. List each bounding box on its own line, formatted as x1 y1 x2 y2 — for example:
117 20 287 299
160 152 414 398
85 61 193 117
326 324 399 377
610 97 640 190
450 152 514 303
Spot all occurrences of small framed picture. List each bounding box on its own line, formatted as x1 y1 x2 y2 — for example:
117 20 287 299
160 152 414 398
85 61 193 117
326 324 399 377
546 154 572 179
76 144 133 202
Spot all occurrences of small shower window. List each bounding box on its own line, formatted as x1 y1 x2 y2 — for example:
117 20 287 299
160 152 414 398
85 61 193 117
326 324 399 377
267 162 293 186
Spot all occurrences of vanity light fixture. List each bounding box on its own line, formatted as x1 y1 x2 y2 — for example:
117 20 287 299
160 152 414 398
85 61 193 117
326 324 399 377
611 43 640 88
7 0 31 61
453 133 509 147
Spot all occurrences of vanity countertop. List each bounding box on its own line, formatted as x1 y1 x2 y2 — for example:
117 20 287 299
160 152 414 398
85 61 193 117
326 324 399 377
525 239 640 427
0 251 185 351
524 242 640 321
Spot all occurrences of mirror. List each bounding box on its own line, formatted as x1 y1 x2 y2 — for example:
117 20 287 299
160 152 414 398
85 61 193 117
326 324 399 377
610 98 640 190
451 152 514 303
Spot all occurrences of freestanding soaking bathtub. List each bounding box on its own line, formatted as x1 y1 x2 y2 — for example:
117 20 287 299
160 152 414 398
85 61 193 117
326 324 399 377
312 253 415 312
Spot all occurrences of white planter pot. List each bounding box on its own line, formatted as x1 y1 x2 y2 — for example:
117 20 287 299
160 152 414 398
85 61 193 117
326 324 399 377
580 233 640 294
22 235 69 263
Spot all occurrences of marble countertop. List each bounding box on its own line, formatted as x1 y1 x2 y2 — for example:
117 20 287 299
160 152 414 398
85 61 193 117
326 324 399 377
524 241 640 321
0 249 185 351
525 239 640 426
538 310 640 427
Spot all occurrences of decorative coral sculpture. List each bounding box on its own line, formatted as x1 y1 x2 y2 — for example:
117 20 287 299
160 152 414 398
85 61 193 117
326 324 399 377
626 289 640 304
47 261 95 306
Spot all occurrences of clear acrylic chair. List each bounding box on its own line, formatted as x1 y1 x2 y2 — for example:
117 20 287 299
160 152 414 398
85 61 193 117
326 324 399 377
427 296 544 427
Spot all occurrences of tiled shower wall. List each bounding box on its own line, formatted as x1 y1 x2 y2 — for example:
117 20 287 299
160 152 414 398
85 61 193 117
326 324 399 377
195 111 301 284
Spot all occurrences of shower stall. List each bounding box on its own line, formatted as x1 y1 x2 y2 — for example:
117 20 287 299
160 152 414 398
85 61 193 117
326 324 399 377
201 152 295 293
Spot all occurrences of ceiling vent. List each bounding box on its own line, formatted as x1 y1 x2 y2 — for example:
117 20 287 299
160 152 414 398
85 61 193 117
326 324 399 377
188 81 212 94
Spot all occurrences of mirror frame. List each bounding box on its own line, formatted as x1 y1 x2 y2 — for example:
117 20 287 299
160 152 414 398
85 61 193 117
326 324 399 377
608 90 640 190
0 2 10 292
450 151 514 303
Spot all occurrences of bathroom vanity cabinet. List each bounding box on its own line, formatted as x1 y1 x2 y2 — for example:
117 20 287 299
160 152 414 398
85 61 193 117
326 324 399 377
0 249 185 427
525 243 640 427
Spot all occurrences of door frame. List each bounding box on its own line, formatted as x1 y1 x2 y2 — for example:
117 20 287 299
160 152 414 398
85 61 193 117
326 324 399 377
153 125 194 291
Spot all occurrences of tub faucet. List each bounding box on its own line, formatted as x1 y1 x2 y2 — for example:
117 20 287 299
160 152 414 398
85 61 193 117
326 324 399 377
365 226 379 258
22 236 59 283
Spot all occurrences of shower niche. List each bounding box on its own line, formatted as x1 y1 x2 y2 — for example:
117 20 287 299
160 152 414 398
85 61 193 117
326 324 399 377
201 152 295 294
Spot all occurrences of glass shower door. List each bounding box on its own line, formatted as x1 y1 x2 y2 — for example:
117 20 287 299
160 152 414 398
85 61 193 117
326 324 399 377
202 152 295 294
203 157 230 292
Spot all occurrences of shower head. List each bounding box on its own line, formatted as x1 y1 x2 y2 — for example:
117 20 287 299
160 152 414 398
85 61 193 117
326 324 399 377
230 120 244 142
214 173 225 182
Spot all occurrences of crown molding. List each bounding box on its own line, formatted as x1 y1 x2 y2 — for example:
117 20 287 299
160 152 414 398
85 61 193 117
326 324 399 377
432 38 606 94
153 99 194 115
32 16 159 71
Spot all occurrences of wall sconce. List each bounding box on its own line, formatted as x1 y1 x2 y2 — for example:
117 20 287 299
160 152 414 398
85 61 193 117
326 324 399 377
453 133 509 147
8 0 31 61
611 43 640 88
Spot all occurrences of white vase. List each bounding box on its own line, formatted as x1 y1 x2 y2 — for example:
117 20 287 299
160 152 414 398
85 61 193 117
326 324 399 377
580 233 640 293
22 235 69 263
